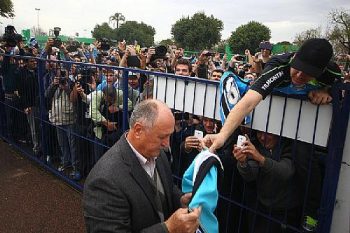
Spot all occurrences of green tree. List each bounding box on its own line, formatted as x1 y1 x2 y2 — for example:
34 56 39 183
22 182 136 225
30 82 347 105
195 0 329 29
109 12 125 29
171 12 223 51
294 27 322 46
115 21 155 47
91 22 115 40
228 21 271 54
0 0 14 19
158 38 175 47
327 9 350 54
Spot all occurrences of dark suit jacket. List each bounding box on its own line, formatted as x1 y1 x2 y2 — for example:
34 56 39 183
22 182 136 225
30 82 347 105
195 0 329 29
83 135 182 233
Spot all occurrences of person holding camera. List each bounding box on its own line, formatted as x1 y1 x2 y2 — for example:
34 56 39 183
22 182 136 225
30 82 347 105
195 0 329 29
233 131 301 233
178 117 219 177
90 83 132 163
70 69 97 176
194 50 217 79
170 47 185 72
45 69 79 178
1 26 26 142
245 41 273 76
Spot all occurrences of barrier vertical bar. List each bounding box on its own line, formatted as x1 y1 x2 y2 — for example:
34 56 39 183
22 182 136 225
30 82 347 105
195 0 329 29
37 57 48 160
122 69 129 132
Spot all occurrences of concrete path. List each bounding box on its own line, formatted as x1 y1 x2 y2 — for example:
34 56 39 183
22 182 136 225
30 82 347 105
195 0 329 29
0 140 85 233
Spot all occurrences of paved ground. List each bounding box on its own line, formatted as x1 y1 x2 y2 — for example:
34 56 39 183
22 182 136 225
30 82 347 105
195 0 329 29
0 140 85 233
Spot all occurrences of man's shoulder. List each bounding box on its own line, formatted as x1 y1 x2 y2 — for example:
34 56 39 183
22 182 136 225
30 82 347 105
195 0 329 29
86 139 130 181
265 53 294 69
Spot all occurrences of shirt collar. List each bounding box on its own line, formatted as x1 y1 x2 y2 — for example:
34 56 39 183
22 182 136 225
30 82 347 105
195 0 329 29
125 134 156 165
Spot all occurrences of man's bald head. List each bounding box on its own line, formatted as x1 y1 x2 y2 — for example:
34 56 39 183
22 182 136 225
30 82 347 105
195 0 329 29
129 99 174 129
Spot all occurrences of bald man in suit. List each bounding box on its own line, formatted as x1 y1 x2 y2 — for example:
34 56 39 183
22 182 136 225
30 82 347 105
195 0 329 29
83 99 200 233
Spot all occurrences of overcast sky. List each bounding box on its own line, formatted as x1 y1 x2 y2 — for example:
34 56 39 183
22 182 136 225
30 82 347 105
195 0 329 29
1 0 350 44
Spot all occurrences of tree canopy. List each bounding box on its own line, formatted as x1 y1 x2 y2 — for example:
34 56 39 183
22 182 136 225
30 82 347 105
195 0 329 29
92 22 115 40
0 0 15 19
228 21 271 54
115 21 155 47
92 21 156 47
109 12 125 29
328 9 350 54
294 27 322 46
171 12 223 51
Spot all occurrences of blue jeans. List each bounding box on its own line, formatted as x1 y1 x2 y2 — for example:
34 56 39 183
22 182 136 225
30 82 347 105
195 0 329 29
26 107 40 153
56 124 78 169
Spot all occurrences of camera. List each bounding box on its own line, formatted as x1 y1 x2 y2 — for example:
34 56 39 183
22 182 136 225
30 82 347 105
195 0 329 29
59 77 67 85
127 56 141 67
2 25 22 47
58 69 67 85
155 45 167 57
204 51 216 57
150 45 167 61
53 38 62 48
78 68 93 86
99 38 110 51
141 47 148 53
235 55 245 61
52 27 62 48
66 41 80 53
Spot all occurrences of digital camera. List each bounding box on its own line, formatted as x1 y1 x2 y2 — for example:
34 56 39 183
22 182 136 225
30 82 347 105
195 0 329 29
2 25 22 47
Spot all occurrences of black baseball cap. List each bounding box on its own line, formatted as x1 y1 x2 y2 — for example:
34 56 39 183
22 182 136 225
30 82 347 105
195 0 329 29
291 38 333 78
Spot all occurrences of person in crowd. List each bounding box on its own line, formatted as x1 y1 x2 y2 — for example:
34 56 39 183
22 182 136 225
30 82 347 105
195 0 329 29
203 38 338 152
194 50 217 79
170 47 185 72
127 71 142 106
16 53 41 156
168 59 193 174
90 83 132 162
209 69 224 81
141 77 154 101
233 131 301 232
1 43 25 142
45 69 80 179
179 117 219 176
70 68 97 175
174 58 191 76
245 41 273 75
96 69 118 91
83 99 201 233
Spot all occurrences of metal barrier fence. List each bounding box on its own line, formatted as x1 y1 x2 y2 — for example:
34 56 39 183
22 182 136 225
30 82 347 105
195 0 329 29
0 54 348 233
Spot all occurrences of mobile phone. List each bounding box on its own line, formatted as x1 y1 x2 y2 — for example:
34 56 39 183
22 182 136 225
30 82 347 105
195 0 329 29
194 130 204 139
237 135 247 148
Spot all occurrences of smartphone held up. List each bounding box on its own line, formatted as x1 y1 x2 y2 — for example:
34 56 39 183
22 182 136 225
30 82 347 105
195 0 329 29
236 135 247 148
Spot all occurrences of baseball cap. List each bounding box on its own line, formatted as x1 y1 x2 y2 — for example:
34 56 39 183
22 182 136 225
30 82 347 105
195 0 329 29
290 38 333 78
29 37 38 48
128 71 138 77
259 41 272 50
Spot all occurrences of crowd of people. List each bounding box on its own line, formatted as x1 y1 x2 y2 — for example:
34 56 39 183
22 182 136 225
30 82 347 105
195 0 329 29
1 31 350 232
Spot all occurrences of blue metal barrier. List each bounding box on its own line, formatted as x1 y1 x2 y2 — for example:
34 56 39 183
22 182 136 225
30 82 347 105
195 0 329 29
0 54 349 233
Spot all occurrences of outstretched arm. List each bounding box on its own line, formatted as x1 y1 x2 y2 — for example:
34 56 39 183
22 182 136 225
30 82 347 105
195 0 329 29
203 89 262 152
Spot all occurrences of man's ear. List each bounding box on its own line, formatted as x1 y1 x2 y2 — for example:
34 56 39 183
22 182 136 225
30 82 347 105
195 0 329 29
133 122 143 139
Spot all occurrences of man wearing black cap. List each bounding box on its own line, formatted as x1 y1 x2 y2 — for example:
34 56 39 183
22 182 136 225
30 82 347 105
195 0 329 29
203 38 340 151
